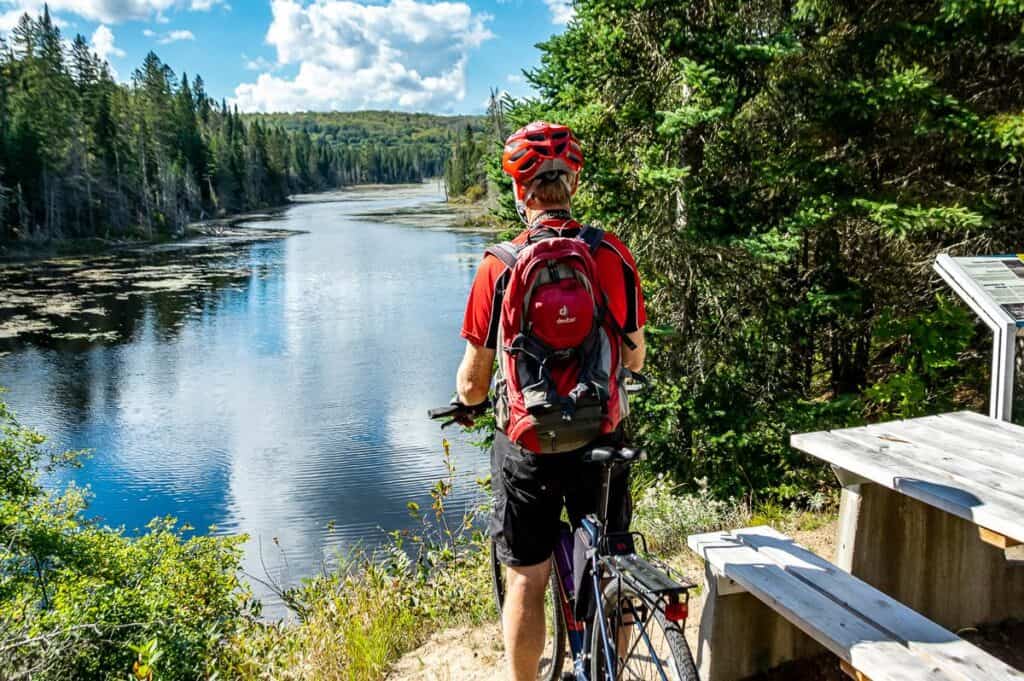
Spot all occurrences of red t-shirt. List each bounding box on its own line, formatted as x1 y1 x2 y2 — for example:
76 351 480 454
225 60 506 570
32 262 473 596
461 216 647 348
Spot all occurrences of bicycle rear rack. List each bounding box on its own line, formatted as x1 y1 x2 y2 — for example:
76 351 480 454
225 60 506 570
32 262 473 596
606 553 696 598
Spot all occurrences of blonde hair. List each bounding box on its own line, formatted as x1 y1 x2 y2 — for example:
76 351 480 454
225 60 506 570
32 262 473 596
526 172 575 207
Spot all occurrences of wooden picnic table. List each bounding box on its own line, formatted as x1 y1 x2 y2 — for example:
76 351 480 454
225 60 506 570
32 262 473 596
791 411 1024 630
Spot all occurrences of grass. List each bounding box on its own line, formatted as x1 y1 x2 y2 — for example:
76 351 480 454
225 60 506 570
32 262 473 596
213 441 495 680
211 461 837 680
216 556 491 680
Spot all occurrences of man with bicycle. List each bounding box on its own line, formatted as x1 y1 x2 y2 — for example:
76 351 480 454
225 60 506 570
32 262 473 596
455 121 647 681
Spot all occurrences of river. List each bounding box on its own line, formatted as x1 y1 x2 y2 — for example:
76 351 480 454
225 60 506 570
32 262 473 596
0 182 493 616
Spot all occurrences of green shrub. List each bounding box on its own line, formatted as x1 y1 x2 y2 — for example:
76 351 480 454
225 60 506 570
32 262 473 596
0 395 249 680
631 474 749 554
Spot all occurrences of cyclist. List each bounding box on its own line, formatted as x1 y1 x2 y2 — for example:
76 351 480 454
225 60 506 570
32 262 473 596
455 121 647 681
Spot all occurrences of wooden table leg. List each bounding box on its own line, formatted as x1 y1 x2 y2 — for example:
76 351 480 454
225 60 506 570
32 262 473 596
834 476 1024 630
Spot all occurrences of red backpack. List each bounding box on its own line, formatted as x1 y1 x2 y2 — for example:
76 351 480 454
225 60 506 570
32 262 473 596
488 226 634 453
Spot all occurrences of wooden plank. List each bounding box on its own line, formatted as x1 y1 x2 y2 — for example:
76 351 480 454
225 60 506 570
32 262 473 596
833 427 1024 511
688 531 992 681
727 526 1024 681
885 417 1024 479
980 526 1023 549
841 660 871 681
945 410 1024 443
924 414 1024 462
791 431 1024 542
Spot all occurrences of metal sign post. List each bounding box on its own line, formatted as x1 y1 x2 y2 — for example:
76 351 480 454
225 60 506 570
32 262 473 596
934 254 1024 422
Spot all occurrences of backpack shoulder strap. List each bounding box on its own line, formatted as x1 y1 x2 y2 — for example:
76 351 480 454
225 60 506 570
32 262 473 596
577 225 605 254
484 241 521 269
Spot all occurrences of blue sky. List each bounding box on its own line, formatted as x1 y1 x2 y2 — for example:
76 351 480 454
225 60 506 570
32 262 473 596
1 0 571 113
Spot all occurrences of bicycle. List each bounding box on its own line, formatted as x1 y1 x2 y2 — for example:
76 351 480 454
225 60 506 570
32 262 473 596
428 398 700 681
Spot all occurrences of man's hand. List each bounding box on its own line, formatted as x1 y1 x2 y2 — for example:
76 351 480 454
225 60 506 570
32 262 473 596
452 399 489 427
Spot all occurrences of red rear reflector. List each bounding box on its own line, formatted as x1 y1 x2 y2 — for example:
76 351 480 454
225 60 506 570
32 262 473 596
664 600 688 622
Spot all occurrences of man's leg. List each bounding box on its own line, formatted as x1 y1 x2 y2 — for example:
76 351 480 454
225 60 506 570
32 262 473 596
490 431 561 680
502 558 552 681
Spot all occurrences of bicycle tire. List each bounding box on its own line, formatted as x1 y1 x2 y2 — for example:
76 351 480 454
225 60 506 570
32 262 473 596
490 540 567 681
590 581 698 681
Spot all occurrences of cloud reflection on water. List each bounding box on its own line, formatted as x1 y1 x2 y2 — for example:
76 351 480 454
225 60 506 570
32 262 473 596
0 183 492 617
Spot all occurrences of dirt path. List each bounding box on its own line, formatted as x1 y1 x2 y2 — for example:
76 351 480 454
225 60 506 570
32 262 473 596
387 522 838 680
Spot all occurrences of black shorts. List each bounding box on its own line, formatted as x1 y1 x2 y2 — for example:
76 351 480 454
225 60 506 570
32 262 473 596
490 429 633 567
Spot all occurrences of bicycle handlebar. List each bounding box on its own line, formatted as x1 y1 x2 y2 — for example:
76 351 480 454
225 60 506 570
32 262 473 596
427 400 490 429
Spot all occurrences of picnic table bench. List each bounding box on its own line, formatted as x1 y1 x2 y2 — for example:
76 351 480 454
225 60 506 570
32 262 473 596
791 411 1024 629
689 526 1024 681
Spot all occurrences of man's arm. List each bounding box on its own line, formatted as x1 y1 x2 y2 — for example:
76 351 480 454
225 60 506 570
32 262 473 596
457 341 496 406
622 328 646 372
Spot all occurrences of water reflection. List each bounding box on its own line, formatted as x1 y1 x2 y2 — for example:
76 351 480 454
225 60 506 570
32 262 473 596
0 183 491 616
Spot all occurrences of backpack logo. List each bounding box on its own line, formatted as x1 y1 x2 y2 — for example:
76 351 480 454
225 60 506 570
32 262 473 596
557 305 576 325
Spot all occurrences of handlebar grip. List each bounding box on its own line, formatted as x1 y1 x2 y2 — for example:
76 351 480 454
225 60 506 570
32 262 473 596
427 400 491 421
427 405 460 420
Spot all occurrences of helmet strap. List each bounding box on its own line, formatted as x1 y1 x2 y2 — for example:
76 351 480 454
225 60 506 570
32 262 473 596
515 199 529 226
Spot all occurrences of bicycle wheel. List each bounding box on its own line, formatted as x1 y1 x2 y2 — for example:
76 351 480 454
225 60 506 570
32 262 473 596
490 540 567 681
590 581 698 681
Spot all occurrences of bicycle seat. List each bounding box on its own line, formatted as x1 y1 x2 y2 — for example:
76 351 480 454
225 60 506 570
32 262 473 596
583 446 646 464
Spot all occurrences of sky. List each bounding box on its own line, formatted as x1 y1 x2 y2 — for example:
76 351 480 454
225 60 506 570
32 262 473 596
0 0 573 114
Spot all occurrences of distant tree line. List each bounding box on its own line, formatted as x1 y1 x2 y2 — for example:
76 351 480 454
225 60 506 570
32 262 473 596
250 111 488 186
0 9 478 245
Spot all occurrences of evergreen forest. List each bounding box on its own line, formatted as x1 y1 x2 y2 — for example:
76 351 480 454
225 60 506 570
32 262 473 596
251 111 485 185
489 0 1024 501
0 9 481 246
3 0 1024 677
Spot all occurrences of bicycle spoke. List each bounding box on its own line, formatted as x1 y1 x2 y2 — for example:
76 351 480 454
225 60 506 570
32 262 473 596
611 598 679 681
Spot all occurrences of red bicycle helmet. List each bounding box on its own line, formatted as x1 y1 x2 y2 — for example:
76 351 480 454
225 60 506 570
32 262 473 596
502 121 583 201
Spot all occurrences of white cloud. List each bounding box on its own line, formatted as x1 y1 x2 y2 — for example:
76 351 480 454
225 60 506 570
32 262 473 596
0 9 25 30
544 0 573 24
232 0 493 113
243 54 276 72
159 28 194 43
0 0 224 24
143 27 195 42
90 24 124 61
507 73 523 83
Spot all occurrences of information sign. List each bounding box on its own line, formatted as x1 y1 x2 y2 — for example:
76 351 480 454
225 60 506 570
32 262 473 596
954 255 1024 325
935 254 1021 422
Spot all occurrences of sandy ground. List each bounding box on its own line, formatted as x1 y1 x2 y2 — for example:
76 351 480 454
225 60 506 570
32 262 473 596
387 522 839 681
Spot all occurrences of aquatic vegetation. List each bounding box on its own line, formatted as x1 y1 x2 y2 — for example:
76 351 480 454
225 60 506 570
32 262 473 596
0 228 296 349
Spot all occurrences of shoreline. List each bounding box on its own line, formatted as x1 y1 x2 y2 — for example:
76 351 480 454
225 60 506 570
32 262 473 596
0 180 448 264
0 180 501 264
0 203 302 265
